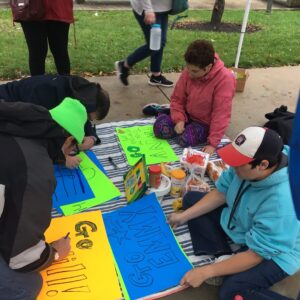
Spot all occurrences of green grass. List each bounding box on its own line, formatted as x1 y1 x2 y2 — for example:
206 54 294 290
0 9 299 79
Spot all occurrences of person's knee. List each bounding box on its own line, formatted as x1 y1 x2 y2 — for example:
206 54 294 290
153 114 175 139
219 276 240 300
183 191 207 210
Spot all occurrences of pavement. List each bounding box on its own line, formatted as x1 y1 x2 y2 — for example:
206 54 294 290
92 66 300 139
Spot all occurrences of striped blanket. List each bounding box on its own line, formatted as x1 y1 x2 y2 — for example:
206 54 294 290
52 117 230 268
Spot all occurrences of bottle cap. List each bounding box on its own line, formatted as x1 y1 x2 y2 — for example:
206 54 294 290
170 169 186 180
149 165 161 174
152 23 161 28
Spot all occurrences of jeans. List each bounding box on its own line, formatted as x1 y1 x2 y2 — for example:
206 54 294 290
219 260 290 300
21 21 70 75
127 10 169 73
0 255 42 300
183 192 291 300
183 191 231 255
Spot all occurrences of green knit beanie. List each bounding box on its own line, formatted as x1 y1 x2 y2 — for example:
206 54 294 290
49 97 87 143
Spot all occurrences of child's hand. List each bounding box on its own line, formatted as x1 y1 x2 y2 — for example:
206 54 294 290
79 136 95 151
65 155 82 169
175 121 185 134
51 236 71 261
167 212 186 228
202 145 215 155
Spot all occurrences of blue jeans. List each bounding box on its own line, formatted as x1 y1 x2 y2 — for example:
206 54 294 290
183 192 291 300
0 255 42 300
127 10 169 73
219 260 291 300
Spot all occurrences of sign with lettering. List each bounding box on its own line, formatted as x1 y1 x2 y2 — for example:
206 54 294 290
60 152 121 216
37 211 122 300
103 193 192 299
116 125 178 166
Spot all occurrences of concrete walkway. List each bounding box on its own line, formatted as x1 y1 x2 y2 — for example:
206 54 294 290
92 66 300 140
73 0 284 10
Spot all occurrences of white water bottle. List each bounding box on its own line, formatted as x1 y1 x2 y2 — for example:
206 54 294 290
150 24 161 51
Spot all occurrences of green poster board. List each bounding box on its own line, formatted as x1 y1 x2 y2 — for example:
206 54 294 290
116 125 178 166
60 152 121 215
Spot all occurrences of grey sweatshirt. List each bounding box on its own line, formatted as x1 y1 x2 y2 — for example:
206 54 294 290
130 0 172 15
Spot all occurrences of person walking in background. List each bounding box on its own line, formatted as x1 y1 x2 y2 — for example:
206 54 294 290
115 0 173 87
18 0 73 75
153 40 236 155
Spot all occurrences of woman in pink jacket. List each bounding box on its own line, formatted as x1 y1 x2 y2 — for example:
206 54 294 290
153 40 236 155
19 0 74 75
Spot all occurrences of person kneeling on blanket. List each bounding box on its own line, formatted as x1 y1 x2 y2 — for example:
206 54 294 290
168 126 300 300
0 99 87 300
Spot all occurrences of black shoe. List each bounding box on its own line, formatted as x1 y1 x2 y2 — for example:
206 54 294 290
115 60 129 86
142 103 170 116
148 74 173 87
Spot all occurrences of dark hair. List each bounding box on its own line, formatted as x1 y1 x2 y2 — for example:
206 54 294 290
249 152 282 169
95 85 110 120
184 40 215 68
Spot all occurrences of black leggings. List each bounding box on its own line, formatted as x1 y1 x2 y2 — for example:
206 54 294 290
21 20 70 75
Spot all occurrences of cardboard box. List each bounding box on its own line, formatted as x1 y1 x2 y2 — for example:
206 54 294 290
180 148 209 179
231 67 249 92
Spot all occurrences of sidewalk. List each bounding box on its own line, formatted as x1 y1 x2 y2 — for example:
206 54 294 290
92 65 300 140
73 0 284 10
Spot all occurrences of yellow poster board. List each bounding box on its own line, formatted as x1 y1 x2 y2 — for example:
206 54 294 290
37 211 122 300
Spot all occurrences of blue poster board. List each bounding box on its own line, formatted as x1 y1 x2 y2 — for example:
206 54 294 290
52 164 94 212
103 193 192 299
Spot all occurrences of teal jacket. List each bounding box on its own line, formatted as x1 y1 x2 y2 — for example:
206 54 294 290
216 147 300 275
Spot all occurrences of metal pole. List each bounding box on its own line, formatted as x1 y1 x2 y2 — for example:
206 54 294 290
234 0 252 68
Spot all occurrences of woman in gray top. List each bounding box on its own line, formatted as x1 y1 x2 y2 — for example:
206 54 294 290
115 0 173 87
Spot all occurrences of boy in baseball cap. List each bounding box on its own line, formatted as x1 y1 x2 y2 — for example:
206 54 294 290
168 126 300 299
217 126 283 167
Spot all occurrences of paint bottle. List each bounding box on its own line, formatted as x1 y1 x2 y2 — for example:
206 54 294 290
170 169 186 197
148 165 162 188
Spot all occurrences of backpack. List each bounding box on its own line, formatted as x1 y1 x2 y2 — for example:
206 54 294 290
10 0 45 22
264 105 295 145
169 0 189 15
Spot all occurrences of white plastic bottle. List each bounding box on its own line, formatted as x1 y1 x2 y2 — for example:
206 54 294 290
149 24 161 51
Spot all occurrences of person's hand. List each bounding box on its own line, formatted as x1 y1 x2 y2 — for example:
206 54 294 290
180 267 210 288
79 136 95 151
51 236 71 261
62 136 76 156
167 212 186 229
65 155 82 169
144 11 156 24
174 121 185 134
202 145 216 155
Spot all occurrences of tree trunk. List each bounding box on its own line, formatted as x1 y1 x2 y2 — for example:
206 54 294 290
210 0 225 30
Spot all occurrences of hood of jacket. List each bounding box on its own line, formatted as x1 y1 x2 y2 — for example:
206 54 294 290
0 101 66 139
69 76 100 113
197 54 225 82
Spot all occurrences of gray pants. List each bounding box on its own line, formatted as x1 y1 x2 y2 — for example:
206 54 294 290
0 255 42 300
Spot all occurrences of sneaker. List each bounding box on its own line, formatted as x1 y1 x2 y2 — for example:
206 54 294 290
205 254 234 286
142 103 170 116
148 74 173 87
115 61 129 86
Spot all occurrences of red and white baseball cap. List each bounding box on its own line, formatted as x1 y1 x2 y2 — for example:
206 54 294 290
217 126 283 167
